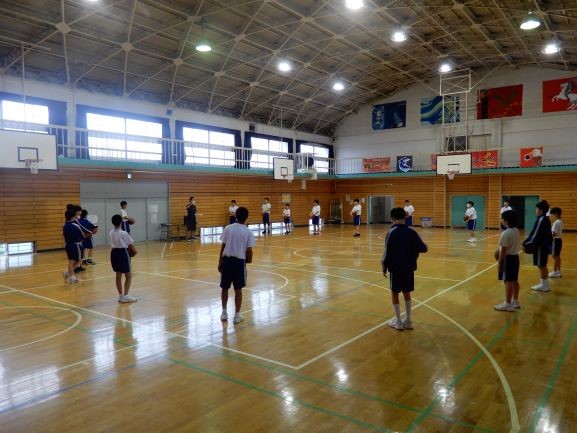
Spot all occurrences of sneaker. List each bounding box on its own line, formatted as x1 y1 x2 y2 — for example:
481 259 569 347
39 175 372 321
119 295 138 303
69 276 79 284
531 283 550 292
511 299 521 309
466 238 477 243
220 312 228 321
186 238 192 242
388 318 404 331
86 259 96 265
494 302 514 312
62 271 68 281
233 314 244 324
548 271 562 278
403 320 413 330
74 266 86 273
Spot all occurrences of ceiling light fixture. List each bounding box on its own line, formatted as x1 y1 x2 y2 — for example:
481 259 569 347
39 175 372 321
520 11 541 30
345 0 364 10
391 30 407 42
195 41 211 52
542 42 560 54
333 81 345 91
277 60 292 72
438 62 453 73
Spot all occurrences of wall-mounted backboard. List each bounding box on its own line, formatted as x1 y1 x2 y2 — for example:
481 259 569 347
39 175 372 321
0 130 58 170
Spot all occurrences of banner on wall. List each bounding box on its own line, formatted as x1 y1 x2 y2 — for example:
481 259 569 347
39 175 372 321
372 101 406 130
477 84 523 119
471 150 499 169
397 155 413 173
421 95 460 125
363 157 391 173
520 147 543 167
543 76 577 112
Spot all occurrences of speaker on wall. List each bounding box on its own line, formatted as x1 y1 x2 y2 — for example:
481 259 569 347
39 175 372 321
249 123 256 132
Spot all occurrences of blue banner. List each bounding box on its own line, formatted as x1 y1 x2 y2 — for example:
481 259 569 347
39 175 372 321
397 155 413 173
372 101 406 130
421 95 460 125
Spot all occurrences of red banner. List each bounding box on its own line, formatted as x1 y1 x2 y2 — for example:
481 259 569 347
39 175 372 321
543 77 577 112
520 147 543 167
431 154 438 170
363 157 390 173
477 84 523 119
472 150 499 169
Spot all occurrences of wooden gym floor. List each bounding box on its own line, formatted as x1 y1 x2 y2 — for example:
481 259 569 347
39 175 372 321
1 225 576 433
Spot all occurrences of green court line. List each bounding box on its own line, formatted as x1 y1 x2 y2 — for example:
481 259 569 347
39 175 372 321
527 316 577 433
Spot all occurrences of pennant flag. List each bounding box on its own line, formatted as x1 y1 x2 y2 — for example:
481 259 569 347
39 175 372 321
477 84 523 119
421 95 460 125
397 155 413 173
372 101 406 130
363 158 391 173
543 77 577 112
471 150 499 169
520 147 543 167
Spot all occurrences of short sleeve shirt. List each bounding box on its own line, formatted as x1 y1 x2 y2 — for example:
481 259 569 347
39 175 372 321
552 219 563 238
500 227 520 255
220 223 256 260
352 204 361 215
110 228 134 248
262 203 271 214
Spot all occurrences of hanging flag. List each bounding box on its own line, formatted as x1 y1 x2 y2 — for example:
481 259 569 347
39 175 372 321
471 150 499 169
363 158 391 173
543 76 577 112
372 101 406 130
520 147 543 167
397 155 413 172
421 95 460 125
477 84 523 119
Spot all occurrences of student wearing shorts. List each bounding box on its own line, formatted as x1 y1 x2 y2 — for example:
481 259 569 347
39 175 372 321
110 214 138 303
62 210 84 284
549 207 563 278
494 210 521 312
523 200 553 292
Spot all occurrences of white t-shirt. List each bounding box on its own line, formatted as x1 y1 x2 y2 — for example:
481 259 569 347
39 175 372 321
465 207 477 220
351 204 361 215
120 208 128 220
220 223 256 260
229 205 238 216
262 203 271 214
499 227 520 255
283 208 291 218
552 219 563 238
109 228 134 248
404 204 414 216
311 204 321 217
500 205 512 215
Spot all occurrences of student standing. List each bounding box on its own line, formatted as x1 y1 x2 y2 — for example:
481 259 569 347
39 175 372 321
218 207 255 324
62 210 84 284
500 200 512 230
350 199 362 237
120 201 134 233
310 200 321 235
382 207 428 330
261 197 271 234
494 210 521 312
78 209 97 265
404 200 415 227
228 200 238 225
523 200 553 292
549 207 563 278
282 203 292 234
464 201 477 243
110 214 138 303
186 196 197 241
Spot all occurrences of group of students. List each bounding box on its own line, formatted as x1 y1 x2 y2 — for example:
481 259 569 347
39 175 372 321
62 201 138 303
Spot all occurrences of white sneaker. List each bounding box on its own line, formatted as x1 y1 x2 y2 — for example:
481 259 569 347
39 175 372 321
494 302 514 312
531 283 550 292
511 300 521 309
220 312 228 321
233 314 244 324
69 276 79 284
466 238 477 243
388 318 404 331
548 271 562 278
119 295 138 303
62 271 68 281
403 320 413 330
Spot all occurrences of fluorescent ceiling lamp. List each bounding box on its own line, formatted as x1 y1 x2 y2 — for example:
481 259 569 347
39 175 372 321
520 12 541 30
391 30 407 42
542 43 560 54
345 0 364 10
277 60 292 72
333 81 345 91
438 62 453 73
195 42 212 52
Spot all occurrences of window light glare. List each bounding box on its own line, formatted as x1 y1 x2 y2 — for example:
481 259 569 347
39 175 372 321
333 82 345 91
277 60 292 72
542 43 560 55
345 0 364 10
391 31 407 42
439 62 453 73
195 43 212 52
520 12 541 30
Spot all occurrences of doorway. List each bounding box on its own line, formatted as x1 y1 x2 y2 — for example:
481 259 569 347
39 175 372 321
503 195 539 230
367 196 394 224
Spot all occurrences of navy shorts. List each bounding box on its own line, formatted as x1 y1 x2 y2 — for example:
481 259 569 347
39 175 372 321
467 219 477 231
111 248 131 273
220 256 247 290
389 271 415 293
405 216 413 227
229 216 237 225
551 238 562 257
312 216 320 225
121 221 131 233
353 215 361 226
532 246 549 267
83 236 94 249
284 217 291 224
65 242 83 262
262 213 270 224
499 254 520 282
187 216 197 231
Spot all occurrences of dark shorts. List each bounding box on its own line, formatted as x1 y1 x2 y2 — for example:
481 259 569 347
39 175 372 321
467 219 477 231
220 256 247 291
83 236 94 249
111 248 131 273
121 221 131 233
532 246 549 267
312 216 320 225
353 215 361 226
187 216 197 231
262 213 270 224
284 217 291 224
499 254 520 282
552 238 562 257
229 216 237 225
405 216 413 227
65 242 83 262
389 271 415 293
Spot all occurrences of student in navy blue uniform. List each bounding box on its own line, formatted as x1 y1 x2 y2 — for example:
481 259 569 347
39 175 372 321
78 209 97 265
523 200 553 292
62 210 84 284
186 196 197 241
382 207 428 330
110 214 138 303
72 205 89 273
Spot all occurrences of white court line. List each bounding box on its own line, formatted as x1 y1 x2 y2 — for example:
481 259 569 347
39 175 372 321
0 306 82 353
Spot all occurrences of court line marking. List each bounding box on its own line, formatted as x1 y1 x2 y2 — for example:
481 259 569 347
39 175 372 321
0 306 82 353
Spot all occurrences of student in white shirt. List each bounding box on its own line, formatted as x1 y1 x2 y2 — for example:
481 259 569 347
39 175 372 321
261 197 271 234
282 203 292 235
350 199 362 237
109 214 138 303
464 201 477 243
310 199 321 235
500 200 512 230
120 200 134 233
228 200 238 225
494 210 521 312
549 207 563 278
404 200 415 227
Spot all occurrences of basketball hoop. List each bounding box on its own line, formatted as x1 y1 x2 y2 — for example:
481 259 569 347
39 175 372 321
25 159 41 175
447 171 457 180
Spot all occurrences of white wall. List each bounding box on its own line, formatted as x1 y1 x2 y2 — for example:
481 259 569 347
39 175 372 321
334 66 577 159
0 75 331 146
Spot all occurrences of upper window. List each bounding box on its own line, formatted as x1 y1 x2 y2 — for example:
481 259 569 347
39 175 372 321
251 137 289 169
86 113 163 161
182 127 235 166
300 143 330 173
0 100 49 133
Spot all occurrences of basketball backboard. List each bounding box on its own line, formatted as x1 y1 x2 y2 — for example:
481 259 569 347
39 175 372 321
436 153 472 176
273 157 294 181
0 130 58 171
